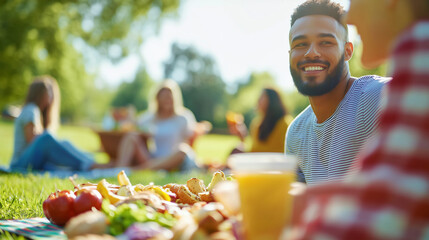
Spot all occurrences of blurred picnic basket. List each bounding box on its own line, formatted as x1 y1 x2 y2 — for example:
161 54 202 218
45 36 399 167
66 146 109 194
97 106 148 161
95 130 149 161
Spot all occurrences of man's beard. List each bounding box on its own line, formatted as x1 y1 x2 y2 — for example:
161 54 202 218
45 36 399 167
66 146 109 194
290 55 345 96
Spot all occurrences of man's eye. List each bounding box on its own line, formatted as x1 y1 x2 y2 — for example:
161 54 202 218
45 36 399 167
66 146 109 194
294 43 307 48
321 41 333 45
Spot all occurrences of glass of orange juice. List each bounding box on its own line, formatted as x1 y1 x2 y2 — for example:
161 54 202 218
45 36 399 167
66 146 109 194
226 111 244 126
228 153 296 240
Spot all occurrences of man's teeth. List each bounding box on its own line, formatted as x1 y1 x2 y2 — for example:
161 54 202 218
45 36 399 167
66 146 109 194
304 66 324 71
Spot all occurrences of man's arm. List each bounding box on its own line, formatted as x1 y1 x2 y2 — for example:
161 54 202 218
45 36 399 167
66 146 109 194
285 122 306 184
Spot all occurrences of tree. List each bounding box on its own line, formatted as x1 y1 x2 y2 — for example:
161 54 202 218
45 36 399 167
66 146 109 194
228 72 278 125
111 67 154 112
0 0 180 121
163 43 227 127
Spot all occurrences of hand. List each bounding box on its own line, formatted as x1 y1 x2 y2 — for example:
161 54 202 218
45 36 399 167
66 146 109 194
228 122 248 141
195 121 212 135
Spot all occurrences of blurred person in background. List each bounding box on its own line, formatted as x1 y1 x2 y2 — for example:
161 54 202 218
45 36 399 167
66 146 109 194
285 0 389 185
228 87 293 154
115 79 208 171
289 0 429 239
9 76 106 172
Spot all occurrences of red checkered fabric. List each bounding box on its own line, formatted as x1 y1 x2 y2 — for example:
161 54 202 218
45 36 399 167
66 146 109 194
289 21 429 240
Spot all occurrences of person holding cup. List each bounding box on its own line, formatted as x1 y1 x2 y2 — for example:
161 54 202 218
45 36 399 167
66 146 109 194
227 87 293 154
289 0 429 239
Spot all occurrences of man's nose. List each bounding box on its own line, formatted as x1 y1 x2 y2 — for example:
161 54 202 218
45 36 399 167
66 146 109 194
304 44 321 58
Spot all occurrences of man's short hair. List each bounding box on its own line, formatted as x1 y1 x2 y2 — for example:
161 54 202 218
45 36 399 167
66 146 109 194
291 0 348 41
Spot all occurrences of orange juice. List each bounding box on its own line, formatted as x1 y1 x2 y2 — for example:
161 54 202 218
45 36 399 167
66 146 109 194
236 172 294 240
226 111 244 125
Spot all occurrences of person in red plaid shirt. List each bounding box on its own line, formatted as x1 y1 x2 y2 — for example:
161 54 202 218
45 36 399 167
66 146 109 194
288 0 429 239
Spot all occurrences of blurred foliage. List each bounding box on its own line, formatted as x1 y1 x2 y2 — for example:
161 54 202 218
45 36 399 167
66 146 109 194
111 67 154 112
164 43 227 127
284 90 310 117
0 0 180 121
80 85 116 127
349 42 388 77
228 72 277 125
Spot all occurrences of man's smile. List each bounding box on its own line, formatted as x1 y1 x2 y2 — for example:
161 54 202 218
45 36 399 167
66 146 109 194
301 64 327 73
297 61 330 76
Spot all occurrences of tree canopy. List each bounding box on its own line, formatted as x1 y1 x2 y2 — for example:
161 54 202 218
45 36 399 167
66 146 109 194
0 0 179 121
111 67 154 112
163 43 227 126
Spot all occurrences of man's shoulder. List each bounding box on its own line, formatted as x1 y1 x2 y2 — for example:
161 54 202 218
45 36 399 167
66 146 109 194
355 75 390 93
288 105 312 132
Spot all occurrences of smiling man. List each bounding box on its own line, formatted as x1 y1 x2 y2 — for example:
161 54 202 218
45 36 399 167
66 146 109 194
285 0 389 185
289 0 429 238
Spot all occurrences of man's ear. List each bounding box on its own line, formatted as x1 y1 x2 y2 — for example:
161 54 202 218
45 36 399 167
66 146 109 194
344 42 354 61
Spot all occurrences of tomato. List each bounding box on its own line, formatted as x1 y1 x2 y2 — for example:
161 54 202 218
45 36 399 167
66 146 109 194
73 189 103 214
43 190 76 226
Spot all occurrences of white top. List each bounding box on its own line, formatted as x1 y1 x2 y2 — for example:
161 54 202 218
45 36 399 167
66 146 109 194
285 75 389 185
138 109 196 158
11 103 43 164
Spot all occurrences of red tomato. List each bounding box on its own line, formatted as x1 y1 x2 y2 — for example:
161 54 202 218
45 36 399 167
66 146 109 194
43 190 76 226
73 189 103 214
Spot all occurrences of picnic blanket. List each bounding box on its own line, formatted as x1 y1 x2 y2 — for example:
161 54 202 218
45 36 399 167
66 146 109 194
0 218 65 240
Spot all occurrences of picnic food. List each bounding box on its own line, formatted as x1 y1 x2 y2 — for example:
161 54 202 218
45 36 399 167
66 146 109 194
207 171 226 192
43 190 76 226
73 189 103 215
177 185 200 204
64 211 108 238
186 178 206 195
43 170 234 239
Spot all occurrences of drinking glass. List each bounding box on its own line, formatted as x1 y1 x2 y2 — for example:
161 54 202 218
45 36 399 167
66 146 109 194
228 153 296 240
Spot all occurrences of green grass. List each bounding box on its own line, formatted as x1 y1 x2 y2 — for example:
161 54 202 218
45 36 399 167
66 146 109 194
0 119 239 223
0 120 14 165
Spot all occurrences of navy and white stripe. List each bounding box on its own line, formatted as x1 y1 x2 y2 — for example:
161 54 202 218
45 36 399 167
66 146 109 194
285 76 389 185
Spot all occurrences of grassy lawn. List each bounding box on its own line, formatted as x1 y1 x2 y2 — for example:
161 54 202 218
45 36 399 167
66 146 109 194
0 119 240 225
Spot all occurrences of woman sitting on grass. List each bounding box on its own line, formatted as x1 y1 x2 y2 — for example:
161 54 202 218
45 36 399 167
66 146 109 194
114 79 205 172
9 75 105 172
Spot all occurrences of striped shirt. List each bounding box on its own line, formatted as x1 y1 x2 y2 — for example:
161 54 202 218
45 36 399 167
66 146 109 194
285 76 388 185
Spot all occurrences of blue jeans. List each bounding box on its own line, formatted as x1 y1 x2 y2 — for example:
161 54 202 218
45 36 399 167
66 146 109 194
10 132 94 172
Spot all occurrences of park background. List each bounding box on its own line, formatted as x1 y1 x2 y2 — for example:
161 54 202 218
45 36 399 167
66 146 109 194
0 0 387 165
0 1 390 237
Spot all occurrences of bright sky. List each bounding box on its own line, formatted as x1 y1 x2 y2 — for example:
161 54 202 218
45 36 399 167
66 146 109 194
98 0 352 92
